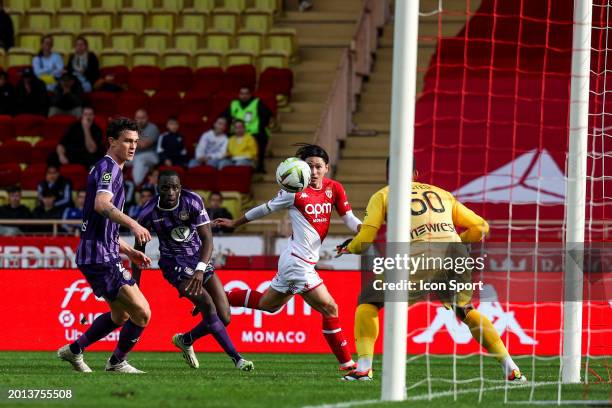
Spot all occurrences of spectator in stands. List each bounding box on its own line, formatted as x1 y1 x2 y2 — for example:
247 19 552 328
48 73 84 117
131 108 160 185
54 106 104 169
0 71 15 115
190 117 229 169
32 35 64 91
222 86 273 173
141 166 159 192
61 189 85 234
207 191 234 234
31 188 63 232
298 0 313 11
157 117 188 167
0 185 31 233
128 187 155 219
0 0 14 51
15 67 49 116
37 164 73 211
218 120 258 169
66 36 100 93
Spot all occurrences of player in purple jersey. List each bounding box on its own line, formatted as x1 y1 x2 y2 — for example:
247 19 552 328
133 170 253 371
57 118 154 374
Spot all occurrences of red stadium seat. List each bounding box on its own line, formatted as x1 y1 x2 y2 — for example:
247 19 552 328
160 67 193 93
0 140 32 164
158 165 186 180
183 165 217 191
117 91 149 118
182 91 213 119
31 139 57 166
100 66 130 87
210 92 233 122
6 66 28 87
88 92 119 120
178 113 209 141
43 115 77 142
223 256 250 269
224 64 256 93
13 114 45 137
0 162 21 187
128 65 162 91
258 67 293 98
21 164 47 190
217 166 252 193
148 91 182 126
60 164 88 191
193 67 225 96
0 115 15 141
250 255 279 269
255 90 277 116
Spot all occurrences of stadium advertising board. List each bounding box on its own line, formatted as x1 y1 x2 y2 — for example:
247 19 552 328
1 269 609 355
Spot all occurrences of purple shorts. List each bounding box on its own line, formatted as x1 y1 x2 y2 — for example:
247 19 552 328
78 260 136 302
158 257 215 290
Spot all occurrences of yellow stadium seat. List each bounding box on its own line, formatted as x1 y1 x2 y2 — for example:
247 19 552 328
68 0 92 11
7 48 35 67
243 9 272 33
205 29 233 53
149 11 176 32
6 0 31 13
173 30 200 52
130 0 153 9
110 30 138 51
94 0 120 11
87 10 115 33
50 30 75 54
225 49 255 67
194 49 223 68
267 28 297 59
55 10 85 32
119 9 147 34
80 29 107 53
161 49 191 68
211 9 240 34
179 11 208 34
189 0 214 12
254 0 279 13
25 10 54 31
131 49 160 66
18 30 43 52
160 0 184 12
8 11 22 33
0 49 5 69
223 0 246 12
99 49 129 67
37 0 61 11
237 30 264 55
141 29 170 52
258 49 288 71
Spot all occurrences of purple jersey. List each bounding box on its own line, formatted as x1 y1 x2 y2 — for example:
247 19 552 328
76 155 125 265
138 189 210 259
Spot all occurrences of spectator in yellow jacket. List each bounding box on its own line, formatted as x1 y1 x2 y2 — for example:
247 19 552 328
219 120 258 169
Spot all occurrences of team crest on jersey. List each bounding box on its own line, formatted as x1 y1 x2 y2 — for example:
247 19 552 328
184 267 194 276
122 270 132 281
179 210 189 221
325 188 332 199
171 226 191 242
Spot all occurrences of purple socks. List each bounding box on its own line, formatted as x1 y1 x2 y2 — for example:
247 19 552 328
183 313 241 364
69 312 120 354
109 320 145 365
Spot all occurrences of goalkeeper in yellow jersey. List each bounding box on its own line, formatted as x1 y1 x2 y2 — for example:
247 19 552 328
337 159 526 383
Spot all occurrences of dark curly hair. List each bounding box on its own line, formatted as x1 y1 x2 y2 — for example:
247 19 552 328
107 117 138 140
294 144 329 164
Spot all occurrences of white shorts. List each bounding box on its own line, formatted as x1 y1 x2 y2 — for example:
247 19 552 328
270 251 323 294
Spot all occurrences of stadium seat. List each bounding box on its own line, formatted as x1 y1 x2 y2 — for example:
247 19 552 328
160 49 191 68
237 30 265 54
88 91 119 118
50 30 75 55
160 0 183 12
117 90 149 117
31 139 59 163
160 66 193 92
6 0 30 13
259 67 293 98
128 65 161 91
0 163 22 187
205 29 233 53
157 165 185 180
99 65 130 87
243 9 273 33
267 28 297 59
210 92 232 120
253 0 278 13
43 115 76 142
224 64 256 92
96 0 121 11
183 165 217 190
223 0 246 11
118 9 147 33
79 29 107 54
110 30 138 52
148 91 182 125
140 29 171 52
130 0 153 9
86 10 115 33
55 10 85 32
193 67 224 95
250 255 279 269
211 9 240 34
0 49 5 68
182 91 213 117
193 49 224 69
173 31 201 53
67 0 91 11
225 50 256 68
18 30 43 52
255 90 276 115
179 11 209 34
7 48 35 67
149 10 176 32
21 163 47 190
0 140 32 164
218 166 252 193
13 114 45 137
60 164 88 190
39 0 62 11
24 10 54 31
131 49 160 67
185 0 214 12
178 112 208 141
223 256 250 269
99 49 130 67
0 116 15 142
258 50 289 71
7 11 22 34
6 66 27 87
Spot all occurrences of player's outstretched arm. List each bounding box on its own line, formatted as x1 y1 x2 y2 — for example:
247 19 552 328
452 200 490 242
95 191 152 245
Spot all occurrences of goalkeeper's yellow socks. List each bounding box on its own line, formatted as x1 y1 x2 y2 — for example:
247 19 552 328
464 309 519 376
354 303 380 373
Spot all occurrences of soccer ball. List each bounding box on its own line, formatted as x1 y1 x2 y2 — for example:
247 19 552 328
276 157 311 193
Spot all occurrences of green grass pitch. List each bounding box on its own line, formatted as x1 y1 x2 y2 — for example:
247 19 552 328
0 352 609 407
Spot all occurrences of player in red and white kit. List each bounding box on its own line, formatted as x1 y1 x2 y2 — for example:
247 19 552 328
213 144 362 371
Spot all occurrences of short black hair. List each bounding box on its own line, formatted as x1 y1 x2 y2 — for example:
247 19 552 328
107 117 138 140
158 169 180 183
41 187 57 198
140 186 156 196
6 185 21 194
295 144 329 164
209 191 223 199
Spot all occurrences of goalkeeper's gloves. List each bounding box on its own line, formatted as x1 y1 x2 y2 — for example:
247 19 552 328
335 239 353 258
